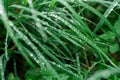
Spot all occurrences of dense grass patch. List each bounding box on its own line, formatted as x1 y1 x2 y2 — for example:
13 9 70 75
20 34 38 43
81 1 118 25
0 0 120 80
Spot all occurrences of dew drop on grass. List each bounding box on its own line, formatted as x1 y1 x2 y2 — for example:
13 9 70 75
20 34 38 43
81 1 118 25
28 0 32 5
75 75 79 78
108 8 113 14
71 0 74 2
44 27 48 30
79 39 81 42
63 2 67 5
0 61 2 69
28 34 38 44
70 20 74 23
108 1 118 14
41 62 45 66
0 5 3 14
30 54 34 57
113 2 118 7
36 18 40 22
51 62 56 65
57 16 61 20
38 54 46 63
73 29 76 32
33 57 38 62
32 46 36 50
9 21 14 26
0 58 4 79
0 9 3 14
41 11 46 14
28 42 31 46
1 72 4 77
57 64 62 68
36 60 39 64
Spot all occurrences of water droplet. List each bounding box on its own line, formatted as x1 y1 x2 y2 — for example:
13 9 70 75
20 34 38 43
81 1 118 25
28 42 31 45
1 72 4 76
71 0 74 2
51 62 56 65
30 54 34 57
73 28 76 32
38 54 45 61
41 62 45 65
33 58 38 62
9 22 14 26
108 8 113 14
32 46 36 50
75 75 79 78
36 18 40 22
114 2 118 7
96 38 99 41
63 2 67 5
36 60 39 64
0 5 3 14
79 39 81 42
41 11 46 14
28 0 32 4
44 27 48 30
70 20 74 23
108 2 118 14
57 16 61 20
0 9 3 14
57 65 61 68
0 65 1 68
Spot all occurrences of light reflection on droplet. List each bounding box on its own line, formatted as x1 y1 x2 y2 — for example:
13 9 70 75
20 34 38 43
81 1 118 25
107 1 118 14
0 60 2 69
36 18 40 22
57 65 62 68
36 60 39 64
79 39 81 42
71 0 74 2
30 54 34 57
9 22 14 26
41 62 45 66
1 72 4 77
0 4 3 14
44 27 48 30
28 42 31 45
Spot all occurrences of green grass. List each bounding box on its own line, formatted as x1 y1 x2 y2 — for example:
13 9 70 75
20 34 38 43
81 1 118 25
0 0 120 80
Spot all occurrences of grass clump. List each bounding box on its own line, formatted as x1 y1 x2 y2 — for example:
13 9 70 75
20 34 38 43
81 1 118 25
0 0 120 80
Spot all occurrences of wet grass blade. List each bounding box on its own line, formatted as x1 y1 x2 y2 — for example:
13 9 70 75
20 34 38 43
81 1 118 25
94 0 120 32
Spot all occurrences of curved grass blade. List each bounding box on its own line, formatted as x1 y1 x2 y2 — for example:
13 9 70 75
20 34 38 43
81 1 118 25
94 0 120 33
78 1 120 38
0 54 6 80
49 0 57 11
48 10 116 67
